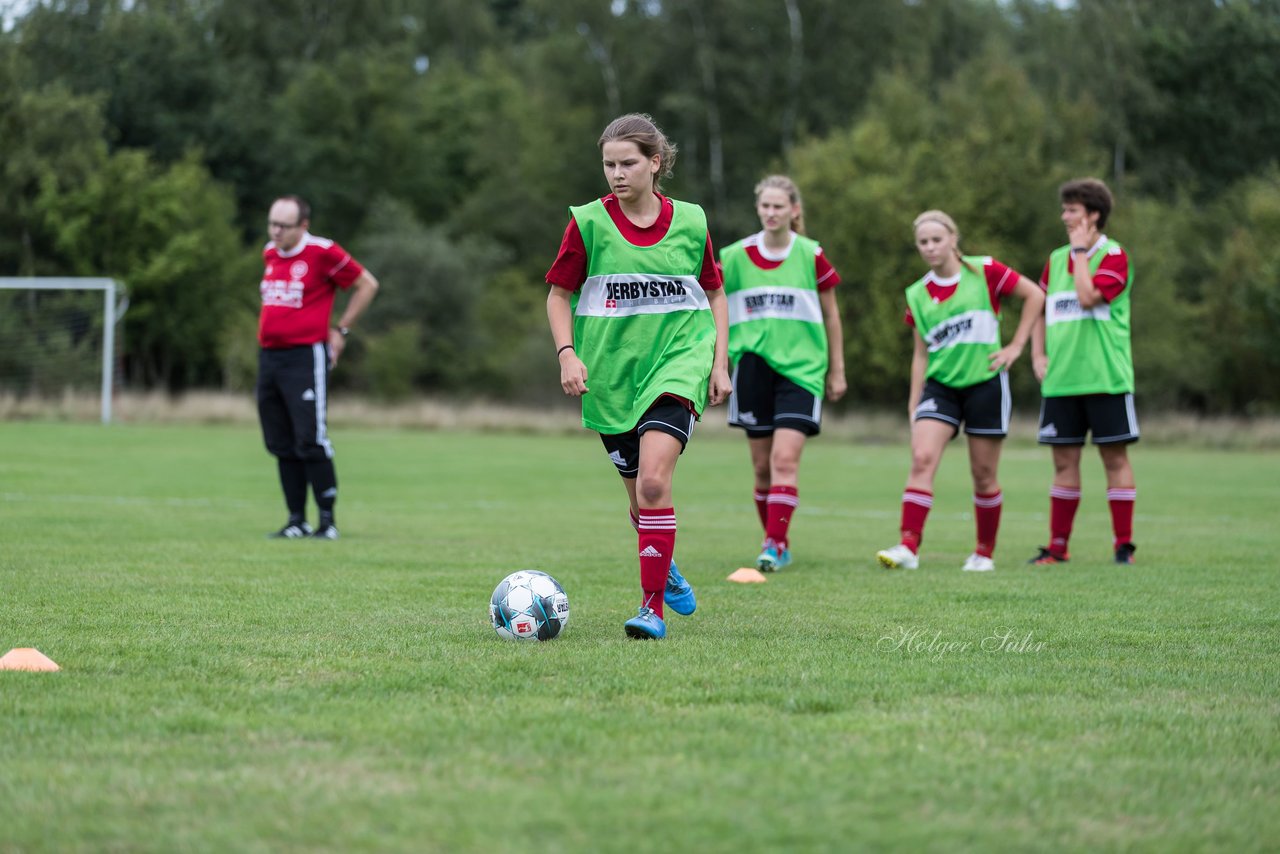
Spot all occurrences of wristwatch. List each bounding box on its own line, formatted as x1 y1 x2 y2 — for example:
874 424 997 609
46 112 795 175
335 326 350 337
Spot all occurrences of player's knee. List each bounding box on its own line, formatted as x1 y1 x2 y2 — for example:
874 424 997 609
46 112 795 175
971 466 998 492
909 449 940 477
635 473 670 507
771 454 799 481
1099 447 1129 474
1052 448 1081 476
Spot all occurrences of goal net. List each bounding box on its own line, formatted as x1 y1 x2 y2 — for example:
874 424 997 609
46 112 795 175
0 278 126 424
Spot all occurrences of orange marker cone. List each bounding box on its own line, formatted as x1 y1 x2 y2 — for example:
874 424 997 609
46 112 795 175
0 648 60 672
726 567 768 583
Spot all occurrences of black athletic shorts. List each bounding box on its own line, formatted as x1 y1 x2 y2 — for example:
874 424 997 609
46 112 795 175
1037 393 1140 445
728 351 821 438
913 373 1010 438
599 395 696 479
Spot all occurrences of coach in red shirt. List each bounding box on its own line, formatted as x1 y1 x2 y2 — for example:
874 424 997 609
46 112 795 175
257 195 379 539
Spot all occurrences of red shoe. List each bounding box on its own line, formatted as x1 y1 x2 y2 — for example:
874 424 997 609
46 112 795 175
1028 546 1069 565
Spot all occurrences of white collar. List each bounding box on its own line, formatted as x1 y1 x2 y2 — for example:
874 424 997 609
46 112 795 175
273 231 313 258
754 230 796 262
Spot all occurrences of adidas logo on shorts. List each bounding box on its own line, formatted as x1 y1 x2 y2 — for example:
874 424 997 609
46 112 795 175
1039 422 1058 438
738 411 758 426
916 398 938 413
639 545 663 558
608 450 626 466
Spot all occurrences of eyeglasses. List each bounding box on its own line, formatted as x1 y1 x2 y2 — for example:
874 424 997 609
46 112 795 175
268 221 302 230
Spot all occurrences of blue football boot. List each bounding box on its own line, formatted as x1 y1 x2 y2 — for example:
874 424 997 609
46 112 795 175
756 538 792 572
664 560 696 615
624 607 667 640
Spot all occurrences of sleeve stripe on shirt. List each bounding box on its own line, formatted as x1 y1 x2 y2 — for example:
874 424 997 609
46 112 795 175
993 266 1016 294
328 255 352 278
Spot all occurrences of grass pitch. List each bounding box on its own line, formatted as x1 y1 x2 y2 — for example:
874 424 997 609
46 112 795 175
1 421 1277 852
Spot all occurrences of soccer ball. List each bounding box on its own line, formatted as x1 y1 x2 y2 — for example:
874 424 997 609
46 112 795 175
489 570 570 641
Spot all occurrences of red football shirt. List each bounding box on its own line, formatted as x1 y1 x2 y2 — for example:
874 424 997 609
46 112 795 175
545 194 722 291
1038 234 1130 303
258 234 364 348
736 231 842 291
905 257 1021 328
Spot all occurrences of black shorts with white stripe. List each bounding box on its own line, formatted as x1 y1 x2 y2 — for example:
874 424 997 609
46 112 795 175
1037 392 1140 445
914 373 1011 438
599 395 696 479
728 351 821 438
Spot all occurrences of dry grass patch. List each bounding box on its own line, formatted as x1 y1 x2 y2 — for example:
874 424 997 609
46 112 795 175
3 390 1280 447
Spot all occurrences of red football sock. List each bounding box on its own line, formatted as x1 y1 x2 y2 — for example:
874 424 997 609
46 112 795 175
753 490 768 531
900 489 933 554
973 490 1002 558
637 508 675 619
765 486 798 547
1107 487 1136 546
628 508 640 531
1049 486 1081 555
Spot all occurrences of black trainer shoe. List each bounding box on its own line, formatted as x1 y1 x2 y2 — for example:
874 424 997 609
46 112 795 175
1114 542 1137 564
1027 546 1069 565
270 521 313 539
311 524 339 540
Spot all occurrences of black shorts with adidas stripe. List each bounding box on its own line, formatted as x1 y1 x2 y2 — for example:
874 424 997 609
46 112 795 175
728 351 821 438
599 395 696 479
914 374 1010 438
1037 393 1139 445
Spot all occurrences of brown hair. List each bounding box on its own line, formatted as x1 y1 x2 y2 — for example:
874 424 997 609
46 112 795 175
1059 178 1113 228
754 175 806 235
598 113 678 193
912 209 976 273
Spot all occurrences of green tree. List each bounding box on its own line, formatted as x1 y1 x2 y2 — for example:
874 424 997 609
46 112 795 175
4 0 1279 411
0 63 107 275
1199 172 1280 412
1013 0 1280 197
350 197 514 394
40 151 256 388
790 51 1100 407
1130 1 1280 195
1103 194 1215 411
267 50 427 239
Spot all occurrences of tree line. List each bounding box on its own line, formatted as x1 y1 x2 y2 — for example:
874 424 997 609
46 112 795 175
2 0 1278 413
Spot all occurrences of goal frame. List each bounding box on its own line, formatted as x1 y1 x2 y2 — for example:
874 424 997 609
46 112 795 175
0 277 124 424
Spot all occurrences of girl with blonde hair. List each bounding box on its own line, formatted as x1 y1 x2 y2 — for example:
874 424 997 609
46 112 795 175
720 175 846 572
876 210 1044 572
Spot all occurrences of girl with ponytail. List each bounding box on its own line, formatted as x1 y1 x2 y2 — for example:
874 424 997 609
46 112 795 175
545 113 731 639
876 210 1044 573
720 175 846 572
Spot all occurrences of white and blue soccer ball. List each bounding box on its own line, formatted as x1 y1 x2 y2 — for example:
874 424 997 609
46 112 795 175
489 570 570 641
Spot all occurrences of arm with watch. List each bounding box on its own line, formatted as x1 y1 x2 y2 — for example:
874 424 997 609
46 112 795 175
328 268 380 367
